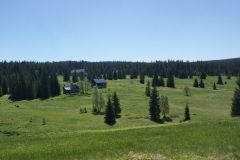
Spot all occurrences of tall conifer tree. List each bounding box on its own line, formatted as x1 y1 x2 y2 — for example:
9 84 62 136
149 86 160 122
104 97 116 125
231 77 240 116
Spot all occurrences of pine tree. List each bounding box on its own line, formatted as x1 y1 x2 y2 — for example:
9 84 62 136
145 80 151 97
108 72 113 80
193 79 199 88
50 74 61 97
0 86 2 97
0 75 2 97
39 71 50 99
104 97 116 125
152 74 158 87
213 82 217 90
200 72 207 79
184 104 190 121
158 77 165 87
63 71 70 82
72 72 78 83
149 86 160 122
2 78 8 95
112 92 121 118
231 77 240 116
217 75 223 85
166 73 175 88
113 71 118 80
140 74 145 84
199 79 205 88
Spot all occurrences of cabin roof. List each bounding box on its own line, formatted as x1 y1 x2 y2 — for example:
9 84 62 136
93 78 106 84
71 69 85 74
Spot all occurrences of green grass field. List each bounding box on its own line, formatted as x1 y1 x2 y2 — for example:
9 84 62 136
0 76 240 160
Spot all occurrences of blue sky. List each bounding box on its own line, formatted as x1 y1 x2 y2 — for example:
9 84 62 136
0 0 240 62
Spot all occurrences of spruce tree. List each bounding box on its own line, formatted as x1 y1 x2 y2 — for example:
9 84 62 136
104 97 116 125
213 82 217 90
2 78 8 95
50 74 61 97
39 71 50 99
193 79 199 88
166 73 175 88
217 75 223 85
152 74 158 87
199 79 205 88
108 72 113 80
158 77 165 87
0 86 2 97
112 92 121 118
149 86 160 122
113 71 118 80
145 80 151 97
184 104 190 121
231 77 240 116
140 74 145 84
72 72 78 83
63 71 70 82
200 72 207 79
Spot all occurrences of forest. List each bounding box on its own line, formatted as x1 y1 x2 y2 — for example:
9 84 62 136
1 58 240 101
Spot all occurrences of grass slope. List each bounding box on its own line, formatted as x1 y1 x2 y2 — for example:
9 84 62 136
0 76 239 159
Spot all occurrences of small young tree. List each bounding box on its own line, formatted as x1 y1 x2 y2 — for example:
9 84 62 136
217 75 223 85
99 91 105 113
112 92 121 118
145 80 151 97
213 82 217 90
104 97 116 125
199 79 205 88
231 77 240 116
162 96 169 119
42 118 46 125
184 86 190 96
184 104 190 121
92 86 99 114
149 86 160 122
193 79 199 88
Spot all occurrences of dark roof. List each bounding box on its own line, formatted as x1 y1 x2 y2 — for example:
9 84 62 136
93 78 106 83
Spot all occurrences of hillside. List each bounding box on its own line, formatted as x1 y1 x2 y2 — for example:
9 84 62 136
0 76 240 159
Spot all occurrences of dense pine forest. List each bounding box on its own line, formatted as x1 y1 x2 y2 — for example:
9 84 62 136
0 58 240 101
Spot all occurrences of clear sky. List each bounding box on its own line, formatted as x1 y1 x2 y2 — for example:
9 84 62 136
0 0 239 62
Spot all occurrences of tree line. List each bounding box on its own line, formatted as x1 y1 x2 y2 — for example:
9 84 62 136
0 67 60 101
1 58 240 100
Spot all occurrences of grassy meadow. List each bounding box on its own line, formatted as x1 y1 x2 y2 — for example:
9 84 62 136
0 76 240 160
